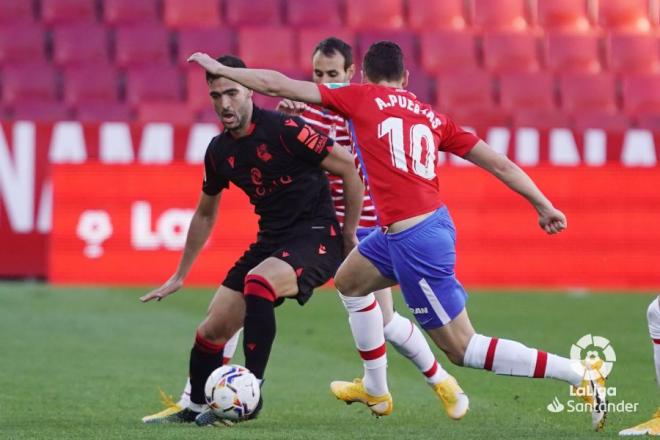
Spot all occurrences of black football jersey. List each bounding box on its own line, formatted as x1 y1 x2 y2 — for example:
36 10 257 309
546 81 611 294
202 105 337 236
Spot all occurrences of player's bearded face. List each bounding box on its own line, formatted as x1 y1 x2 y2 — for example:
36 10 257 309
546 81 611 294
209 78 253 130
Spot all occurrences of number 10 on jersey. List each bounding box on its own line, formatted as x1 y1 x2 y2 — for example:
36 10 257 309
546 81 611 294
378 117 437 180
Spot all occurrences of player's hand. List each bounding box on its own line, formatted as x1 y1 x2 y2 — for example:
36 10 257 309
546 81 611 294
140 275 184 303
538 206 567 235
342 232 359 257
276 99 307 116
187 52 223 75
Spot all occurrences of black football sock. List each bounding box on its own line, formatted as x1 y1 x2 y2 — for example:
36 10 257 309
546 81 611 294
243 274 277 380
189 331 225 405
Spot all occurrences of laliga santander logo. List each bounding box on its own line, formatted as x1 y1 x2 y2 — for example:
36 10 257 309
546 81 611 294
569 334 616 381
77 210 113 258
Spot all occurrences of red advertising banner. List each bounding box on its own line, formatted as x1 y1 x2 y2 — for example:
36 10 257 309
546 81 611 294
50 163 660 289
49 164 257 286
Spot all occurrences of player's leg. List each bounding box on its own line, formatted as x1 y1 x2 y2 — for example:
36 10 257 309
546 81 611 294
619 296 660 436
390 207 605 429
240 256 299 381
377 288 450 386
332 229 398 416
178 328 242 408
143 285 245 424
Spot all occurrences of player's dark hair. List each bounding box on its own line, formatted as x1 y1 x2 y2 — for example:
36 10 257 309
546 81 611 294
313 37 353 71
363 41 405 83
206 55 247 82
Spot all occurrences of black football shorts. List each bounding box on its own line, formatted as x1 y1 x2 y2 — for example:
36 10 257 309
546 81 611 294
222 221 343 305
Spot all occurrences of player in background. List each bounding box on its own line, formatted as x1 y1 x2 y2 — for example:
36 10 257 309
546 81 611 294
188 42 608 431
276 37 467 420
140 55 364 426
619 296 660 436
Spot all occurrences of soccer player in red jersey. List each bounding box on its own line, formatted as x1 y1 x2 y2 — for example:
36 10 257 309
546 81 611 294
188 42 607 431
141 55 363 426
276 37 467 419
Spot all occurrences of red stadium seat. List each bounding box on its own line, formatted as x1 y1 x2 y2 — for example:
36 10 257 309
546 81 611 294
357 30 418 69
0 24 46 64
103 0 159 25
225 0 281 26
544 32 602 74
62 64 120 105
125 65 183 105
345 0 404 30
163 0 221 29
536 0 593 33
286 0 341 27
471 0 530 31
512 110 570 128
52 24 109 66
237 27 295 69
559 73 618 115
177 29 235 65
186 68 212 112
436 72 507 126
500 72 556 112
137 101 195 124
420 30 478 75
41 0 96 25
0 0 35 24
572 112 630 130
11 101 71 121
622 73 660 115
597 0 653 33
114 24 171 68
483 32 540 73
75 102 132 121
1 63 58 106
297 28 356 70
405 68 433 104
607 33 660 74
407 0 467 31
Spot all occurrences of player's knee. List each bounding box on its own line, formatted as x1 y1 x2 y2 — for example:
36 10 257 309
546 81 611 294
334 273 356 296
445 348 467 366
197 320 234 345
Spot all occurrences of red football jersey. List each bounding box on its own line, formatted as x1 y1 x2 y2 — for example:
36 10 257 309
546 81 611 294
301 104 378 228
318 83 479 226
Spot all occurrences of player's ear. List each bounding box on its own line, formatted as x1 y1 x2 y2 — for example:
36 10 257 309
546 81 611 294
346 64 356 81
402 70 409 88
360 69 366 84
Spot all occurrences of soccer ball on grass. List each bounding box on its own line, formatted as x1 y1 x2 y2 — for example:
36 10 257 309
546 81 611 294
204 364 261 421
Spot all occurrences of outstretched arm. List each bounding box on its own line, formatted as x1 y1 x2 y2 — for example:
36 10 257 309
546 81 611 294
188 52 322 104
463 140 567 235
140 191 221 302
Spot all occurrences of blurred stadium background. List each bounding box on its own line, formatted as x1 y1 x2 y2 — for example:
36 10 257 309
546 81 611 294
1 0 659 288
1 1 659 438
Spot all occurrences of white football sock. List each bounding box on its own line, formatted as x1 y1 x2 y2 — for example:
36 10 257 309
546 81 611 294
647 297 660 385
223 328 242 364
463 334 583 386
178 378 191 407
339 292 389 396
384 312 449 385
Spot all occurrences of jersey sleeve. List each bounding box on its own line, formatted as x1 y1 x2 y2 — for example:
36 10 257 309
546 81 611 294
437 115 480 157
201 141 229 195
317 83 363 119
279 115 334 165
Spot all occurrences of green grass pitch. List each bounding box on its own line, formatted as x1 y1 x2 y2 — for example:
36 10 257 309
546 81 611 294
0 281 657 439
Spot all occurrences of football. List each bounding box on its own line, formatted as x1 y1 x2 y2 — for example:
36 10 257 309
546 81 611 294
204 365 261 421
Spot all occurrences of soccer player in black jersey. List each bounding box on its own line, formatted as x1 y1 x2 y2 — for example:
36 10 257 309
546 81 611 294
140 55 363 426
